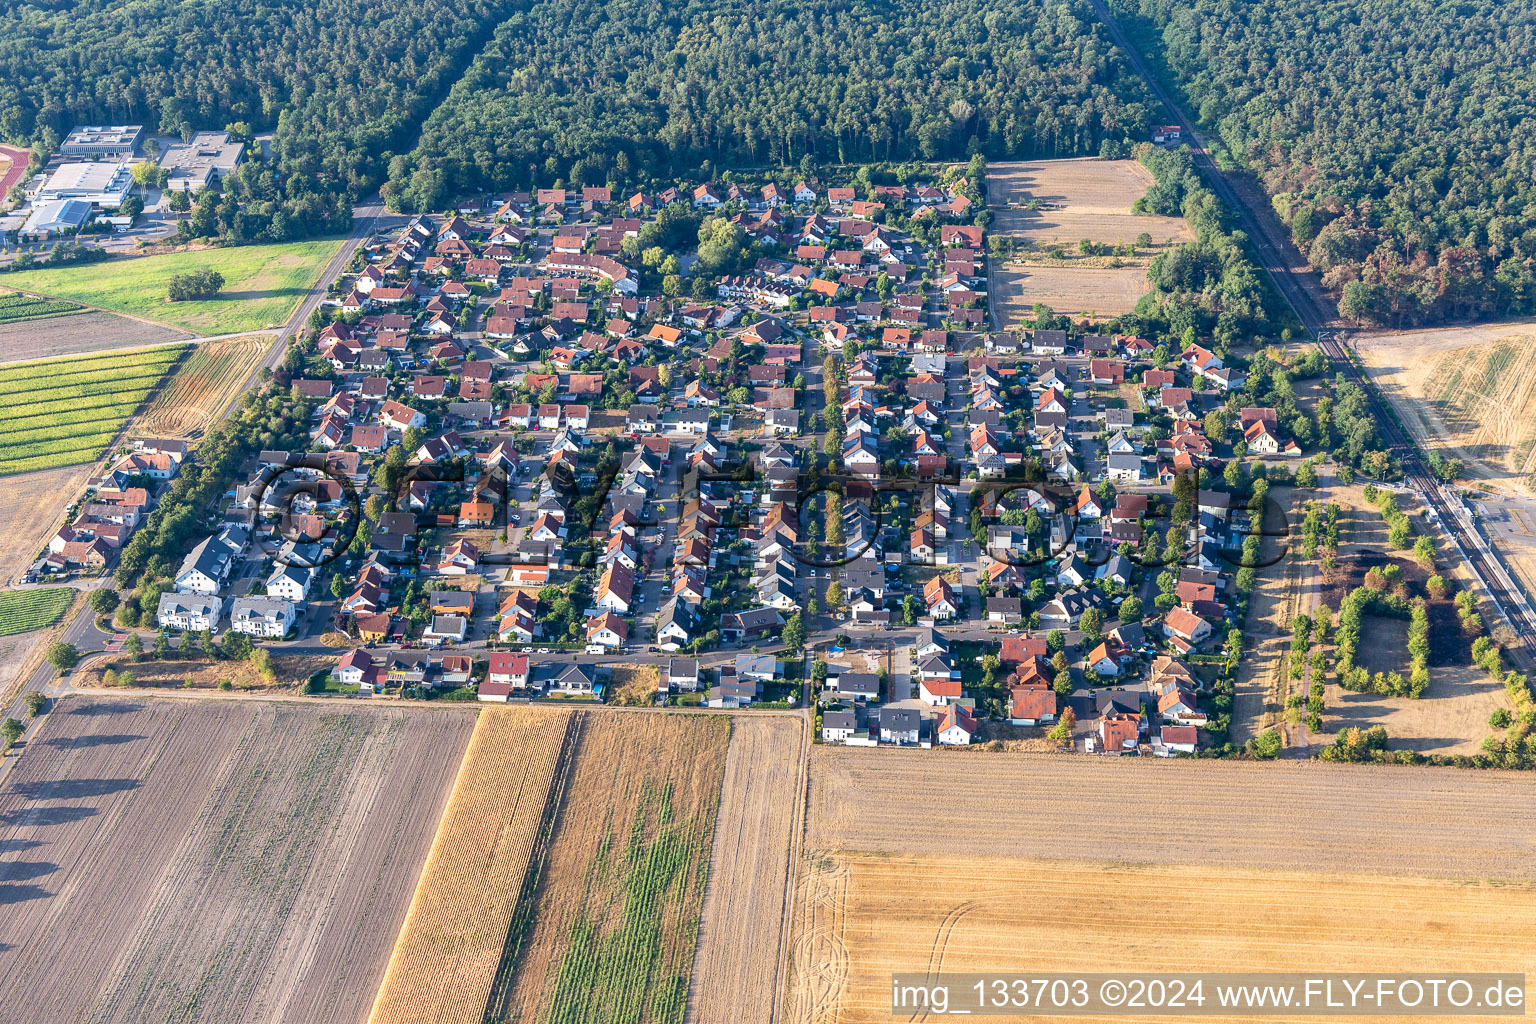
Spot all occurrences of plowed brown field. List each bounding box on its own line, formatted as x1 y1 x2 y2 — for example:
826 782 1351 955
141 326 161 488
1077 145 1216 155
0 696 474 1024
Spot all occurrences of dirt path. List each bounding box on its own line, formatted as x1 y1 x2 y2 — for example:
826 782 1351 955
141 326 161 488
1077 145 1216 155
685 716 807 1024
1232 485 1314 746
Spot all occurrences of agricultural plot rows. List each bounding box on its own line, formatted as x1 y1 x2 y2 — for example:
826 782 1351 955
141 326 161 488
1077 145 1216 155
372 709 731 1024
489 713 730 1024
0 346 187 475
0 697 475 1024
0 291 82 324
0 586 73 636
144 335 275 438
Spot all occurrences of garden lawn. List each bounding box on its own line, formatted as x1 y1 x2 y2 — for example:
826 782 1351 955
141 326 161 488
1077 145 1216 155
4 239 345 335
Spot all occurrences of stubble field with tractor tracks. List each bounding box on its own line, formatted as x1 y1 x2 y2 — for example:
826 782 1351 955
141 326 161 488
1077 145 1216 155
787 747 1536 1023
986 158 1191 323
686 715 807 1024
1355 324 1536 495
368 706 571 1024
0 697 474 1024
142 333 275 438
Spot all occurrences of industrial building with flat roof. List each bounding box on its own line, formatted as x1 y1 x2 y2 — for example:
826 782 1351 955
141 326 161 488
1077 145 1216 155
37 162 135 208
59 125 144 159
159 131 245 190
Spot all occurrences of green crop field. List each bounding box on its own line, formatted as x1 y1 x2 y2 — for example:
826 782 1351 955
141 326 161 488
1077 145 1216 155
0 587 74 636
0 346 188 475
0 292 84 324
2 239 344 335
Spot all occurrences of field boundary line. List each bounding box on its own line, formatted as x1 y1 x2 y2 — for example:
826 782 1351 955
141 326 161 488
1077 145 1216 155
481 708 585 1023
771 712 812 1024
0 287 200 338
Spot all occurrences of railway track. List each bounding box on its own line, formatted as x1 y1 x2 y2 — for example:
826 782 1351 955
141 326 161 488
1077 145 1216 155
1089 0 1536 657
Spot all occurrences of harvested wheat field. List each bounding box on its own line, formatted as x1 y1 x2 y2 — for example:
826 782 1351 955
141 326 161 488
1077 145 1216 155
987 159 1192 246
686 715 807 1024
804 748 1536 874
0 696 474 1024
791 855 1536 1024
1355 324 1536 494
789 749 1536 1024
987 159 1191 324
486 710 730 1024
369 706 571 1024
990 262 1150 320
142 334 274 438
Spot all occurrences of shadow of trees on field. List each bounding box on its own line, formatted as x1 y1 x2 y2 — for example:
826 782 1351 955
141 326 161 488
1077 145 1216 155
0 884 51 906
66 702 143 716
10 778 139 801
0 806 96 827
40 734 144 751
0 861 55 884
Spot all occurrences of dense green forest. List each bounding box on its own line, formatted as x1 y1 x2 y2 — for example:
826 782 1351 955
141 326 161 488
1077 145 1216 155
0 0 527 239
1118 0 1536 327
384 0 1157 208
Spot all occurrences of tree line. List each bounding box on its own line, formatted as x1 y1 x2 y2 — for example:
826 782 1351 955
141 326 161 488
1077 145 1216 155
1132 143 1284 345
1118 0 1536 327
384 0 1159 208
